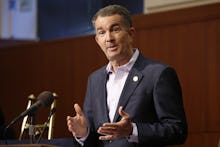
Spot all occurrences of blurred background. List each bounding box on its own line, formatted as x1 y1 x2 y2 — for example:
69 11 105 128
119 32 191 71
0 0 143 41
1 0 218 41
0 0 220 146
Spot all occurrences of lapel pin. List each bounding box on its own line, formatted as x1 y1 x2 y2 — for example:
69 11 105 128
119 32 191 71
133 76 138 82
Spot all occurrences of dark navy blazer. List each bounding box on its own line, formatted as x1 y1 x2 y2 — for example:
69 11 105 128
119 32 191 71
79 53 187 147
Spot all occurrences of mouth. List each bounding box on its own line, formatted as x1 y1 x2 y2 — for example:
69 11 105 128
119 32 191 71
107 45 118 51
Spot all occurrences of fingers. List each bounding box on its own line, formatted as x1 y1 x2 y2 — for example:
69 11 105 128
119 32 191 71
98 125 122 140
118 106 130 120
98 124 117 135
99 135 114 140
66 103 83 132
97 122 126 140
74 103 84 116
66 116 74 132
97 107 132 140
66 104 87 137
98 124 119 140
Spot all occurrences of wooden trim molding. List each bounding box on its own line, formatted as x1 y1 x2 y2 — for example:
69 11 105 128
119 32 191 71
133 2 220 29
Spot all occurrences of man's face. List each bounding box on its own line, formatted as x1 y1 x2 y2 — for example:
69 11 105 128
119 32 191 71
94 14 135 63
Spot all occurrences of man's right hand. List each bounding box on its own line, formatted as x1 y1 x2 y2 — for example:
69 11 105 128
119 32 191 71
67 103 88 138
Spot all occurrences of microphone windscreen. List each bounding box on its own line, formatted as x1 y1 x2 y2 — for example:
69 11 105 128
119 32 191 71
37 91 55 107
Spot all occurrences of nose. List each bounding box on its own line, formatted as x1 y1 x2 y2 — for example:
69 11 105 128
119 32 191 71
105 31 114 42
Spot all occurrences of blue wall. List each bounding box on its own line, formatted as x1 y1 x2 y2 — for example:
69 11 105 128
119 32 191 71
38 0 143 40
103 0 143 15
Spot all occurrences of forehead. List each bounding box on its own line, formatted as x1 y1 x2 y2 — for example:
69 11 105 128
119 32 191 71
94 14 124 29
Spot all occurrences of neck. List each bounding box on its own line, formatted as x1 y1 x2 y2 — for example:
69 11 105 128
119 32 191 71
110 49 134 72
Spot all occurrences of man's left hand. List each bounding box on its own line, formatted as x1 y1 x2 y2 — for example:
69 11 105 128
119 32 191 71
97 106 133 140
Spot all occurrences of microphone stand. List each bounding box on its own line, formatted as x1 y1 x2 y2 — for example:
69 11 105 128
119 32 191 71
3 126 8 144
36 108 56 144
29 112 35 144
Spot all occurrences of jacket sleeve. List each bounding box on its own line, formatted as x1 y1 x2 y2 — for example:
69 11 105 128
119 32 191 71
137 67 187 145
82 76 100 147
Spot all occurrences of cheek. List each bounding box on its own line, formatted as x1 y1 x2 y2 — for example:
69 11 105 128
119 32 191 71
119 36 130 47
97 41 107 54
96 38 105 47
98 42 106 52
122 36 132 46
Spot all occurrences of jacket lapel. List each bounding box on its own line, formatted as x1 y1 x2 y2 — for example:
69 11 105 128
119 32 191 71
99 70 111 122
113 68 143 122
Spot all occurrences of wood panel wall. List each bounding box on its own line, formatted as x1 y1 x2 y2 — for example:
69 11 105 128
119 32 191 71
0 36 106 139
132 3 220 147
0 3 220 146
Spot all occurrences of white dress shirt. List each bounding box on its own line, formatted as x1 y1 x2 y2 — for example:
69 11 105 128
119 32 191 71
106 49 139 142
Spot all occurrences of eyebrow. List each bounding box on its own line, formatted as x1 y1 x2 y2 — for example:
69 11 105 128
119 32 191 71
96 22 120 31
111 23 120 29
96 27 103 31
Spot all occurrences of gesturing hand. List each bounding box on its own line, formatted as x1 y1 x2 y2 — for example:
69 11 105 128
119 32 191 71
97 106 133 140
66 103 88 138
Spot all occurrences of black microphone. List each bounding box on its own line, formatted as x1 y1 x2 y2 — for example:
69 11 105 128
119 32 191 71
5 91 55 130
36 107 56 144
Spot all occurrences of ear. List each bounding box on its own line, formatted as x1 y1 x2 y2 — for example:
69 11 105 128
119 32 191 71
128 27 136 37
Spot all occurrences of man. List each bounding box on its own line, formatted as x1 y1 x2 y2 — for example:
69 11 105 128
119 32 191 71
67 5 187 147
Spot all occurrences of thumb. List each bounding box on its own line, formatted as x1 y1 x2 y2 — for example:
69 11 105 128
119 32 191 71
118 106 130 120
74 103 84 116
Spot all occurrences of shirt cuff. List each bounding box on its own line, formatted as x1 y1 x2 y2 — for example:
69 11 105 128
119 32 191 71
74 129 90 146
127 123 138 143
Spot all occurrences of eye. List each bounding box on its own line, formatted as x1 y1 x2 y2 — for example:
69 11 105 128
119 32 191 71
112 26 120 32
97 30 105 36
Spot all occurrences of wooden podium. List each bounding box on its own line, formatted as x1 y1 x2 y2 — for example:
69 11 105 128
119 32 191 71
0 144 60 147
0 138 74 147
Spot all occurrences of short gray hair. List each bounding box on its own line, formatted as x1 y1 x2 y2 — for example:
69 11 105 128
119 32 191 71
92 5 132 29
